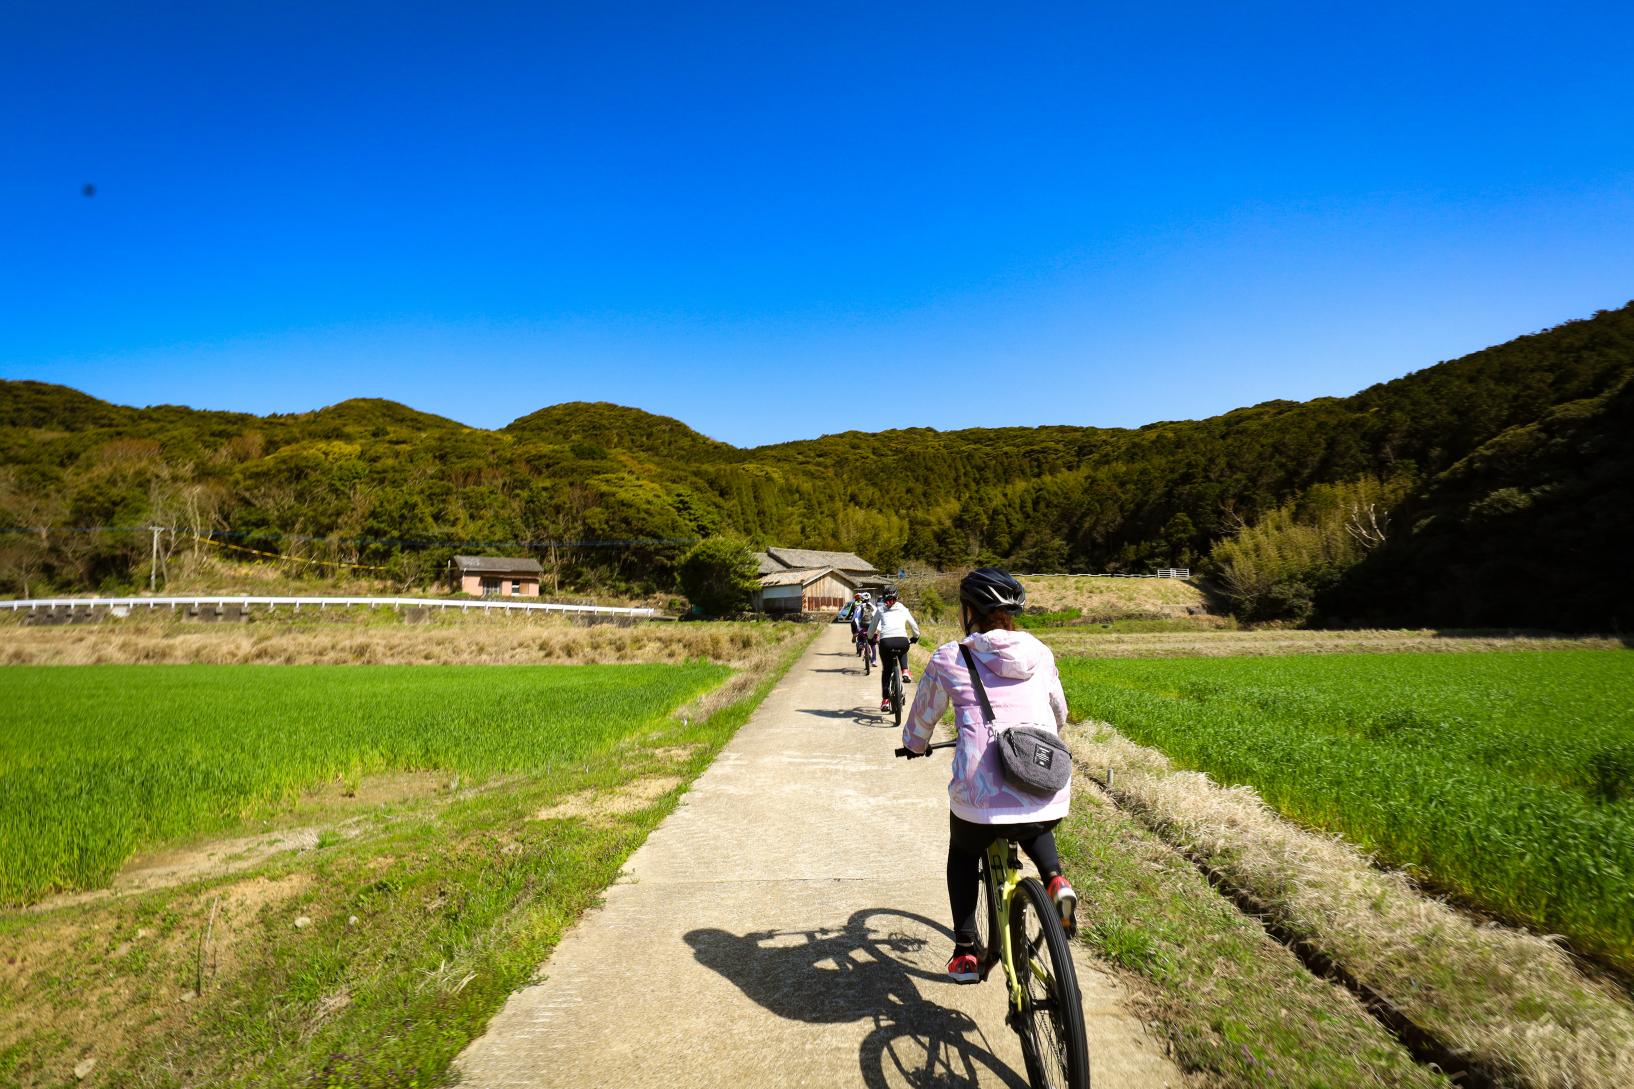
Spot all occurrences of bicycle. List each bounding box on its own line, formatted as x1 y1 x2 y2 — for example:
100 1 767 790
886 660 904 726
894 740 1091 1089
855 630 876 675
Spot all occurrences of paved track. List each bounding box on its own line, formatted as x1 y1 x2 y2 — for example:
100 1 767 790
455 625 1181 1088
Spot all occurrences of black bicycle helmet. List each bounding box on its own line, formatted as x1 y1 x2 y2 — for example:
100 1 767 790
881 586 898 601
959 567 1026 614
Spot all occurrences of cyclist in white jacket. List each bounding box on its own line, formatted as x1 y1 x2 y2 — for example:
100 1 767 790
866 587 920 711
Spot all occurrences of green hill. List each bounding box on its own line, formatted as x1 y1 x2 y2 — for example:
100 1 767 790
2 302 1631 627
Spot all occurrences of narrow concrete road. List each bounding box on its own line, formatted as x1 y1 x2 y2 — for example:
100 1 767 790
455 626 1182 1088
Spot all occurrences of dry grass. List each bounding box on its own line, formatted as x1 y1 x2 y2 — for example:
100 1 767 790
1020 574 1215 619
1070 724 1634 1089
0 612 808 668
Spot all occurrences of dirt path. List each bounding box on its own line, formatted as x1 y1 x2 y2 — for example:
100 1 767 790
454 626 1181 1088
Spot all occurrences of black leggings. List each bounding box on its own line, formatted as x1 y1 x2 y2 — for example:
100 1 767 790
878 637 910 698
947 812 1063 948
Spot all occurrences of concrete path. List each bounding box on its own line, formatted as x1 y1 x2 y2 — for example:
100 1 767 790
454 626 1182 1088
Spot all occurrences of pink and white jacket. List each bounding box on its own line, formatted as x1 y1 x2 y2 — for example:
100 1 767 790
900 629 1071 824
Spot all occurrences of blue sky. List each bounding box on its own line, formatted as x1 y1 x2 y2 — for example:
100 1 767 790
4 2 1632 447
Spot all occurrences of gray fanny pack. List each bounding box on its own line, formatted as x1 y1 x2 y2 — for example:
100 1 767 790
959 644 1071 797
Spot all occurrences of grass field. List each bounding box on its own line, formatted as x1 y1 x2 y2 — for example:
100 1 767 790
0 626 816 1087
1057 650 1634 973
0 662 727 904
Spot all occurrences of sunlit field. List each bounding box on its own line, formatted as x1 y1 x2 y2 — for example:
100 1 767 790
0 662 726 903
1058 650 1634 971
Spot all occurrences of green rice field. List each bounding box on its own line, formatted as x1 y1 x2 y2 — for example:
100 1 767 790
1058 650 1634 972
0 662 727 904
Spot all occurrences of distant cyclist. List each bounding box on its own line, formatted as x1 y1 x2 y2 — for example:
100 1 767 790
866 587 920 712
899 567 1076 983
849 592 875 650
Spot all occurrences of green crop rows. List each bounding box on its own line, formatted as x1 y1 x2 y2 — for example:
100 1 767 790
1057 650 1634 972
0 662 726 904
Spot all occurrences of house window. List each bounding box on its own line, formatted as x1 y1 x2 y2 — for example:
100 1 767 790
481 577 501 597
511 580 521 595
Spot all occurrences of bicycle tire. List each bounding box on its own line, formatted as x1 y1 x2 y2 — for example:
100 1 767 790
1009 877 1090 1089
865 648 871 676
890 669 903 727
974 856 997 980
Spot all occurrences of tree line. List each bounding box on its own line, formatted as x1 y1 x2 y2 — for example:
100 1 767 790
2 302 1631 629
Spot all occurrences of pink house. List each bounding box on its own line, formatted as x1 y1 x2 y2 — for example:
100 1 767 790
450 555 543 598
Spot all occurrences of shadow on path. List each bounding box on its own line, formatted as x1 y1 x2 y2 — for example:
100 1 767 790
686 909 1027 1088
798 707 894 729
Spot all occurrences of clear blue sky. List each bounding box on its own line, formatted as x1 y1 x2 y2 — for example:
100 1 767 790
4 2 1632 447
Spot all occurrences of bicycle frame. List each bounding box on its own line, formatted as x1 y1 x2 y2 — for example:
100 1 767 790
980 839 1036 1018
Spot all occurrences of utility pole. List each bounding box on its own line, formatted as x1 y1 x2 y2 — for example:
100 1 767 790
149 525 163 592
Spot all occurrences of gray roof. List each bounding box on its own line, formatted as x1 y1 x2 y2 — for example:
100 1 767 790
758 566 859 589
752 551 783 576
765 547 876 573
452 555 544 575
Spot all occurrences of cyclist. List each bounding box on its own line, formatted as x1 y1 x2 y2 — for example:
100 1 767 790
898 568 1076 983
866 586 920 712
849 592 875 654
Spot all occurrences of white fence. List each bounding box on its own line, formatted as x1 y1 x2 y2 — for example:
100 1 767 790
0 595 659 618
1011 569 1192 580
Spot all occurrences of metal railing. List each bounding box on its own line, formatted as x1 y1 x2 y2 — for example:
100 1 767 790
0 595 658 618
1010 569 1192 580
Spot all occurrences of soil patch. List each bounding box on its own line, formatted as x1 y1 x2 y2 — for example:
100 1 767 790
533 776 684 824
26 772 451 913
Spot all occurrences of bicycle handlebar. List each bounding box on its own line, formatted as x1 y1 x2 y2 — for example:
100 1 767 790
895 740 956 759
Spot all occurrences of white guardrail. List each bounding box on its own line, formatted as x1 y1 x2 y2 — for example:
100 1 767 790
1010 569 1193 579
0 596 659 618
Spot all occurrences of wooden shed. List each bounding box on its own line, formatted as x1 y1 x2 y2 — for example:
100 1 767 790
752 567 859 615
450 555 543 598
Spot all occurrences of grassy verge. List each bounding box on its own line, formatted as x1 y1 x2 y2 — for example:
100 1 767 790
0 626 819 1088
1068 724 1634 1089
1054 748 1451 1089
1058 651 1634 972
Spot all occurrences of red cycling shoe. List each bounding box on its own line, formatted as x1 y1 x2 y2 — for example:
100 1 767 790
946 949 980 984
1047 874 1078 936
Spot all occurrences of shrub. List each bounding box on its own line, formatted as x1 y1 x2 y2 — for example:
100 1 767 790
676 537 758 618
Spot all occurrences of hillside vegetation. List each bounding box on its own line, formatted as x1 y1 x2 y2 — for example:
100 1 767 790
3 303 1631 628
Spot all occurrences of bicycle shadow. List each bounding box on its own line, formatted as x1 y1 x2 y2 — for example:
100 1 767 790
685 909 1027 1088
797 707 894 729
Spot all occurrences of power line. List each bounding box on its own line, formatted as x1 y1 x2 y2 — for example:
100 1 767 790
0 525 704 550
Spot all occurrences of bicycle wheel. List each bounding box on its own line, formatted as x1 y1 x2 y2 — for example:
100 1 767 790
1009 877 1090 1089
973 856 997 979
890 668 904 727
864 645 872 675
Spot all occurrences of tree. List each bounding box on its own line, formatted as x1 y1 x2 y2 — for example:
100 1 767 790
677 537 758 617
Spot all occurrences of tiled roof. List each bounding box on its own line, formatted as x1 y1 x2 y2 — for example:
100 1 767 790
752 551 783 576
765 547 876 573
452 555 544 575
758 566 859 588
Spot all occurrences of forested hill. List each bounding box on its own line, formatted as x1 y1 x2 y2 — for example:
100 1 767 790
2 302 1631 628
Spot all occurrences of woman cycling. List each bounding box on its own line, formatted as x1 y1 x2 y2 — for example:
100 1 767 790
866 587 920 712
899 568 1077 982
849 592 874 644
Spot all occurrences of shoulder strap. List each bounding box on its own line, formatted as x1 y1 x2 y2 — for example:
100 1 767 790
958 644 995 724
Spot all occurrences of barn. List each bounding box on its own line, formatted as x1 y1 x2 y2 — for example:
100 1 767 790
750 547 878 615
752 567 860 615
